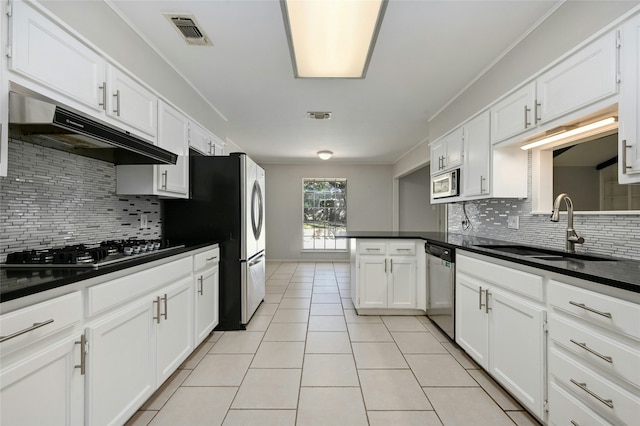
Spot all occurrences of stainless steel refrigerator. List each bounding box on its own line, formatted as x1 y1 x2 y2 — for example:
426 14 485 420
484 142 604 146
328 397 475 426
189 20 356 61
163 152 266 330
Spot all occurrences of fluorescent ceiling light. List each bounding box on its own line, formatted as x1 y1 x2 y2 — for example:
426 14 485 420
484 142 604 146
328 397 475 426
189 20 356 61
520 117 618 150
281 0 387 78
317 150 333 160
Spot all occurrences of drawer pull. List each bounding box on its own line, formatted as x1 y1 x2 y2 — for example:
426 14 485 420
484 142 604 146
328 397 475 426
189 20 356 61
0 319 54 343
570 379 614 409
366 248 381 251
395 248 412 251
571 421 580 426
568 301 612 319
206 256 218 262
570 339 613 363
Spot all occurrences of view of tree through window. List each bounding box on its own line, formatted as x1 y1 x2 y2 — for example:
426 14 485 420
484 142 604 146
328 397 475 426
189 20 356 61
303 179 347 250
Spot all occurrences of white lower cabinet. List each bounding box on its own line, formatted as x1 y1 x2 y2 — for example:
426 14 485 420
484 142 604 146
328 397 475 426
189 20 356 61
456 253 546 420
86 299 156 426
352 240 423 313
194 247 220 345
1 334 85 426
547 279 640 426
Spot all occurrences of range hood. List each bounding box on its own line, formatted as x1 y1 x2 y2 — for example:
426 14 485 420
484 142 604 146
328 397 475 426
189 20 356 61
9 92 177 165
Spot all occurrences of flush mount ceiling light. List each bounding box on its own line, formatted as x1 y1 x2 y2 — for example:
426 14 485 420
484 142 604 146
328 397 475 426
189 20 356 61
308 111 332 120
317 150 333 160
281 0 388 78
520 117 618 150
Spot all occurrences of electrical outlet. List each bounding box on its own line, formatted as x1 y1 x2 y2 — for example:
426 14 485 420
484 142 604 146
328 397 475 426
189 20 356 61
507 215 519 230
140 214 148 229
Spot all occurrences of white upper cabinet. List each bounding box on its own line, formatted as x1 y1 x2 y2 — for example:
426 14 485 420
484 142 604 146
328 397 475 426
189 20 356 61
463 112 491 197
431 127 463 174
189 120 225 156
8 0 106 113
619 14 640 183
490 83 536 145
105 65 158 142
536 32 618 125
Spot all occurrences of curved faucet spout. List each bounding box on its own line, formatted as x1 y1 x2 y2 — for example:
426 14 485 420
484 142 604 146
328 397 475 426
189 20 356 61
550 193 583 253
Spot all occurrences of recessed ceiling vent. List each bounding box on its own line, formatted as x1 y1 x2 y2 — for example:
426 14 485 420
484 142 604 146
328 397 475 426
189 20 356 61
165 14 212 46
308 112 332 120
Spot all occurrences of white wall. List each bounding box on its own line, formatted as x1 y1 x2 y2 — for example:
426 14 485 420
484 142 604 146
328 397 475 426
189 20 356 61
263 163 393 261
398 165 443 232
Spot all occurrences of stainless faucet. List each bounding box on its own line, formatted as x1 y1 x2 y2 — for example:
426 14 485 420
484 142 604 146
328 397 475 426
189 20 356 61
550 193 585 253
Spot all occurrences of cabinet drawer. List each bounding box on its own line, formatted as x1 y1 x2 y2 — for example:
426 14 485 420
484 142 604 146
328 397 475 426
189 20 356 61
549 280 640 340
549 381 610 426
388 242 416 256
457 254 543 301
549 348 640 425
194 247 220 272
88 257 192 316
358 242 386 255
0 291 82 352
549 314 640 388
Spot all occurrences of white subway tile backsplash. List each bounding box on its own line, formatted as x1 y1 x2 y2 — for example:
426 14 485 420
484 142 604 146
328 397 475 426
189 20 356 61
448 152 640 261
0 139 162 262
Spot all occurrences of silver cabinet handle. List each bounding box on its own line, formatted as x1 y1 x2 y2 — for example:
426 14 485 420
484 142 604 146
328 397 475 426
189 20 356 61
113 89 121 116
479 286 485 311
198 276 204 296
153 296 161 324
75 334 87 375
570 339 613 363
485 289 491 314
570 379 614 408
480 176 486 193
206 256 218 262
571 421 580 426
99 82 107 110
0 319 54 342
162 294 168 321
384 258 387 273
534 100 541 123
161 171 168 190
366 248 380 252
208 141 213 155
623 140 632 171
390 258 393 273
569 301 612 318
524 105 531 128
395 248 412 252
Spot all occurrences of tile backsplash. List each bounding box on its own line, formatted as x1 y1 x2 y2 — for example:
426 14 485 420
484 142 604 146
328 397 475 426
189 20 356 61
448 152 640 261
0 138 162 262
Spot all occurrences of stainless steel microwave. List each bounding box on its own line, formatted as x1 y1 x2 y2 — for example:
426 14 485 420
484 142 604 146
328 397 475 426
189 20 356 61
432 169 460 199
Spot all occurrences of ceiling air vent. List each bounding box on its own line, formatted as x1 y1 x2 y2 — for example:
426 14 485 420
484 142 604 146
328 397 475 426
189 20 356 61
308 112 332 120
166 14 212 46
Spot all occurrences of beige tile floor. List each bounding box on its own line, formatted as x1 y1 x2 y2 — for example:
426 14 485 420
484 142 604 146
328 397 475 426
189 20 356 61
126 261 541 426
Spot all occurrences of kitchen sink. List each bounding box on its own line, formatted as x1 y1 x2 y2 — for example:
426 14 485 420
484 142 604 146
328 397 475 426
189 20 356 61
473 244 616 262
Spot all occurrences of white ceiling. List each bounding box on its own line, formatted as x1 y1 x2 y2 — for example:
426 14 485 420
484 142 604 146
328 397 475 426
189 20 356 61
107 0 562 164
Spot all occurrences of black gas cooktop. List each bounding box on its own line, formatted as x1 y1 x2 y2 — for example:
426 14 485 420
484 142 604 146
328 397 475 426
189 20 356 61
2 239 184 270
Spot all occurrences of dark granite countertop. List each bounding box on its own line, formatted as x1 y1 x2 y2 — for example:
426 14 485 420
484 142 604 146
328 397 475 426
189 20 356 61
337 232 640 294
0 242 218 303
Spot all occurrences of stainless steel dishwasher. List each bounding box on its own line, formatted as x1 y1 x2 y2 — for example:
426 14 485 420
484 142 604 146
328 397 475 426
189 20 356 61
425 241 455 339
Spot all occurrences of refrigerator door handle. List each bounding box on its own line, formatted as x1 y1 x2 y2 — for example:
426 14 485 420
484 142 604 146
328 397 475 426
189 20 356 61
248 253 264 267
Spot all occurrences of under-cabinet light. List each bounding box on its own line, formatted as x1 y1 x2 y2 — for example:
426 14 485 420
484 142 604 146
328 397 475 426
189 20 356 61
520 117 617 150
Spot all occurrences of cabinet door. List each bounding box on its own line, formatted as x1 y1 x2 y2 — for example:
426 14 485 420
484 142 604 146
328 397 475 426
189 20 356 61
463 112 491 197
488 289 546 419
490 83 537 144
9 1 105 112
620 15 640 183
86 300 156 426
455 273 489 369
1 335 84 426
444 127 464 169
537 32 618 124
189 121 212 155
195 265 219 345
156 278 193 384
157 101 189 197
388 256 417 309
358 256 388 308
430 139 447 173
106 65 157 141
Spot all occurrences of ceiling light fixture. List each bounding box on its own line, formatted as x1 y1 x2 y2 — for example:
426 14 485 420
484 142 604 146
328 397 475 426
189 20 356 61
281 0 388 78
317 150 333 160
520 117 618 150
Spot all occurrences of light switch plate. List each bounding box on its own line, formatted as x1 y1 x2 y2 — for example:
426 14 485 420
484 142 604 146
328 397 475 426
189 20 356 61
507 215 519 230
140 214 148 229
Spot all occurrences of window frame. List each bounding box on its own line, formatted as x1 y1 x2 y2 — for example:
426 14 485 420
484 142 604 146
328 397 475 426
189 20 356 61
301 178 348 252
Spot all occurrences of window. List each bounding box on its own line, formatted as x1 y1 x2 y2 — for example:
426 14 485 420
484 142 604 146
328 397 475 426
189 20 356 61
303 179 347 251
